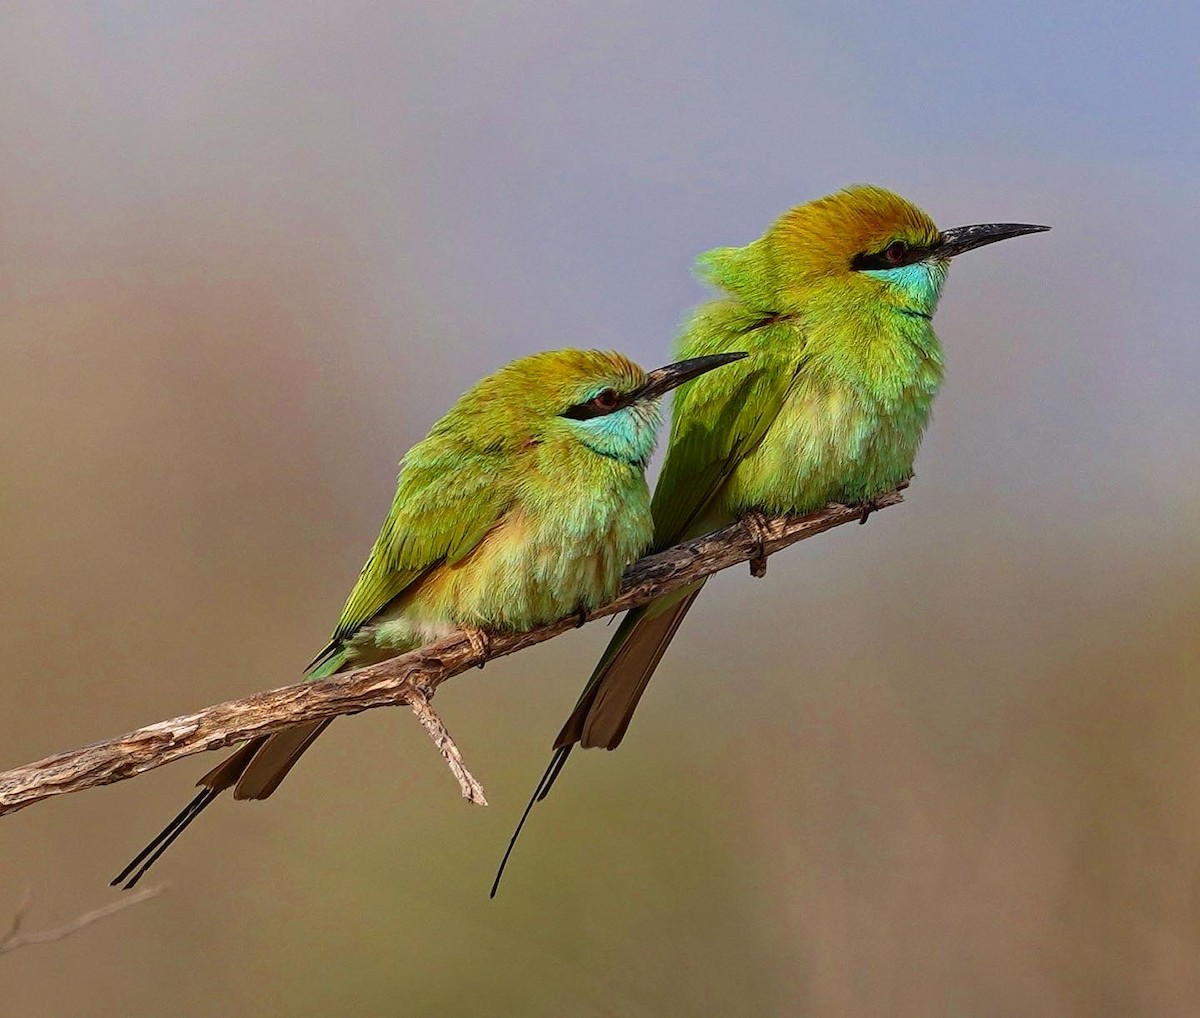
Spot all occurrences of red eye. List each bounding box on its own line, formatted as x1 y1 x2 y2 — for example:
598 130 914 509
884 241 908 265
562 387 622 420
592 388 618 410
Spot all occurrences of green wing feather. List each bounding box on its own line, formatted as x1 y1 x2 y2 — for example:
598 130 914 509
548 321 808 750
308 432 515 671
650 321 806 547
497 305 812 894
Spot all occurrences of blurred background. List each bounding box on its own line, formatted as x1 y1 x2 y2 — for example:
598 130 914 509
2 2 1197 1014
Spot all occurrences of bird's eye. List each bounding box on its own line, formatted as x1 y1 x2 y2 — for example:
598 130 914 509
851 240 921 272
592 388 618 411
562 387 623 420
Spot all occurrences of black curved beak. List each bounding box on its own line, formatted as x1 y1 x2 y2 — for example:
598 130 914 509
936 223 1050 258
636 351 748 402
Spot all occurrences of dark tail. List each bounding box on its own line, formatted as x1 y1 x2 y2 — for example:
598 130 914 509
489 745 571 898
490 587 702 896
110 738 265 889
554 590 701 752
111 716 339 889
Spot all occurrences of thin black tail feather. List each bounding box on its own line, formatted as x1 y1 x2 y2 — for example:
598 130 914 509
490 745 572 898
111 787 220 890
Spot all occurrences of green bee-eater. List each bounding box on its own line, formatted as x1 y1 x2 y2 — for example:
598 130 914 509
112 347 745 888
495 185 1048 891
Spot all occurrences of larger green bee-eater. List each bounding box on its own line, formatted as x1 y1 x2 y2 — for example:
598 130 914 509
495 185 1048 890
112 347 745 888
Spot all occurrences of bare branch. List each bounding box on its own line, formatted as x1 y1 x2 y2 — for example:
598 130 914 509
0 886 164 955
409 690 489 805
0 492 904 817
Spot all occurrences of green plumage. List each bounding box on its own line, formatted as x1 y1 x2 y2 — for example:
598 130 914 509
113 347 744 888
502 186 1048 882
310 350 654 671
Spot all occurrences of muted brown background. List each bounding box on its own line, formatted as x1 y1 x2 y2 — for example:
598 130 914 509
3 3 1199 1015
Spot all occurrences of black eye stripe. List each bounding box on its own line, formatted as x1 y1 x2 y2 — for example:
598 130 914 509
851 241 930 271
562 388 625 420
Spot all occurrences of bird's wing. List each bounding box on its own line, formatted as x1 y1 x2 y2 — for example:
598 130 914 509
491 326 808 896
550 330 808 749
115 432 517 890
308 437 514 670
650 335 804 547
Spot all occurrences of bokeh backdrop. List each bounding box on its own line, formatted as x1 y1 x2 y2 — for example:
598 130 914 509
3 3 1198 1015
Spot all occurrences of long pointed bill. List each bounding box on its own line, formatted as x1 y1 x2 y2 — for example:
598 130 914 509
936 222 1050 258
636 351 748 402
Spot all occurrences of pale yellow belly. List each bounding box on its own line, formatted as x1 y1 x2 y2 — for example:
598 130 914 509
350 487 651 660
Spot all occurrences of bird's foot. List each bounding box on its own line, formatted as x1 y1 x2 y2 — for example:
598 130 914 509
572 604 588 629
856 497 883 525
741 511 773 577
464 626 491 668
854 477 912 523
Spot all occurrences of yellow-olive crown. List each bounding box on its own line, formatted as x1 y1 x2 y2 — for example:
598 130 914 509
769 185 940 275
428 349 648 448
698 184 942 310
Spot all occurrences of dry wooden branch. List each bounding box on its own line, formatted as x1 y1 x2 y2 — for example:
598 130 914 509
0 491 904 818
0 885 164 955
408 689 488 805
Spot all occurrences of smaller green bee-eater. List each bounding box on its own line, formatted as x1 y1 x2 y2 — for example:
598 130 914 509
112 347 745 889
494 186 1048 893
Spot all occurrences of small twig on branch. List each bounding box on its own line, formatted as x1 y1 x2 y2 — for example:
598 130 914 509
409 689 488 805
0 491 905 818
0 885 164 955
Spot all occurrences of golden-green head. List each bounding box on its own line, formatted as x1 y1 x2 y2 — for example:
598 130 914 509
700 184 1049 319
433 348 746 468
